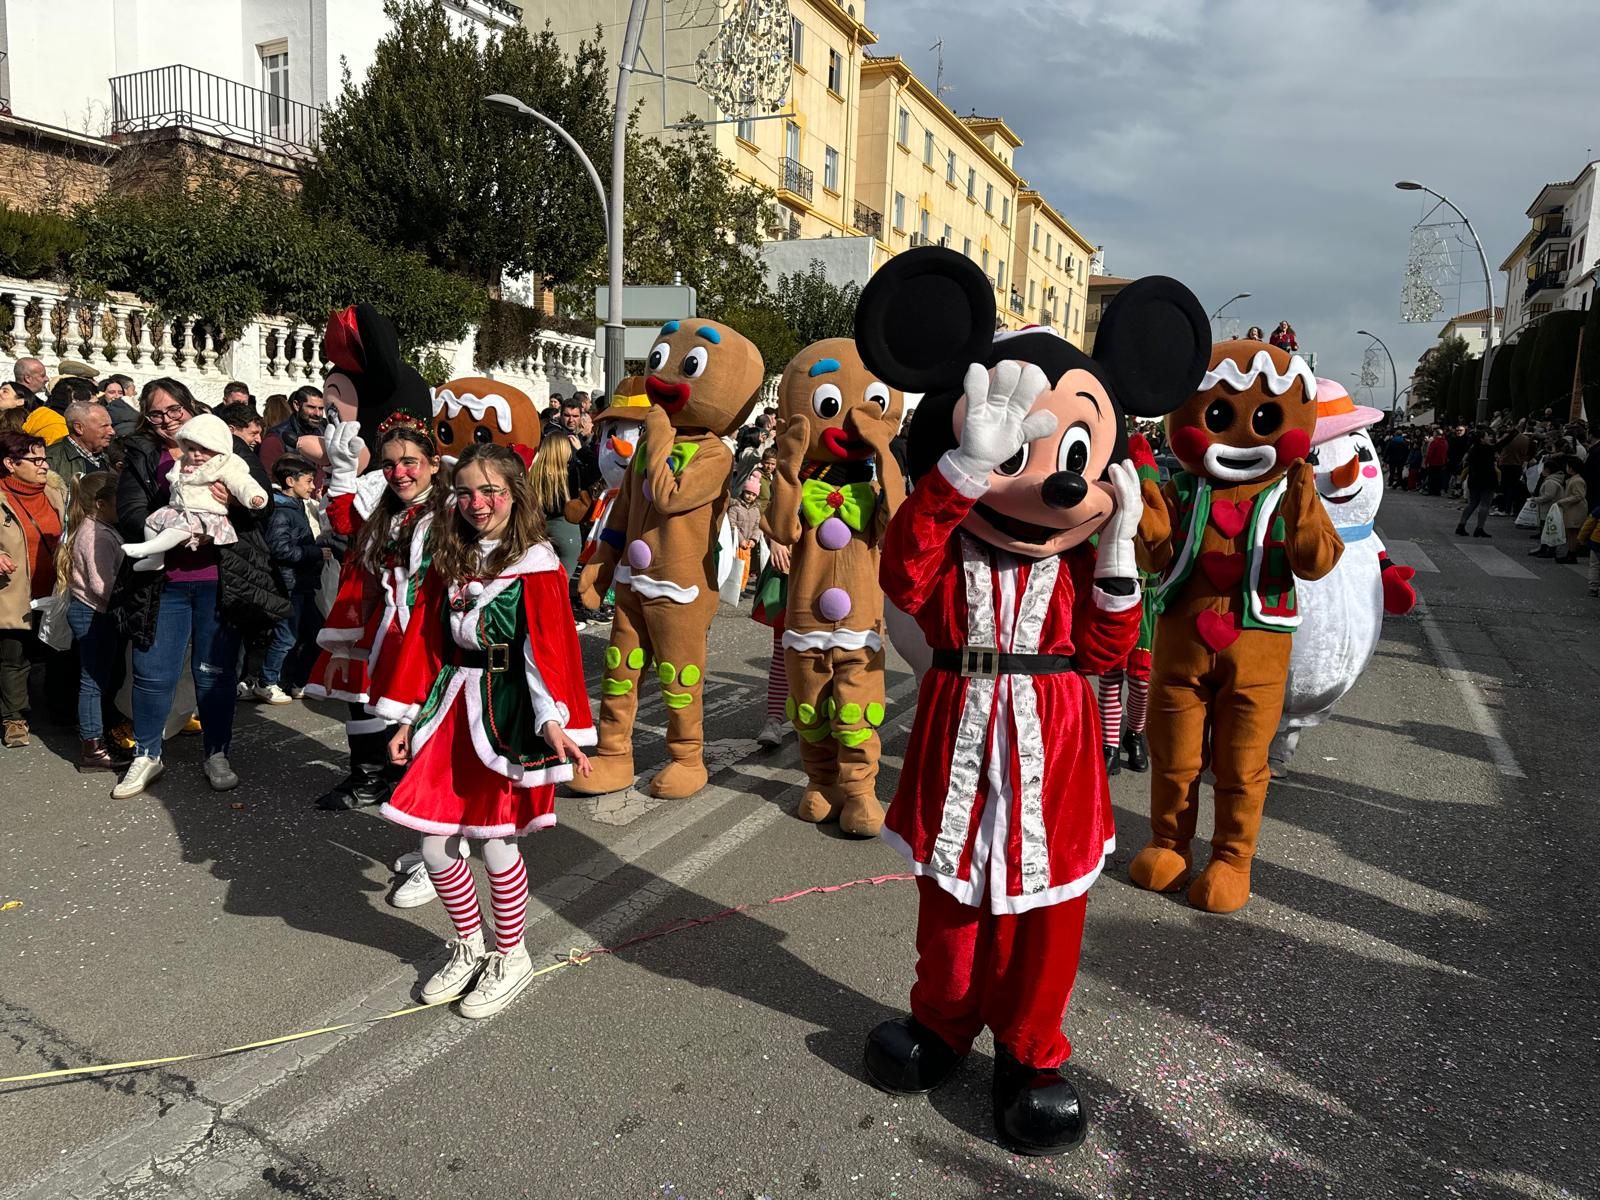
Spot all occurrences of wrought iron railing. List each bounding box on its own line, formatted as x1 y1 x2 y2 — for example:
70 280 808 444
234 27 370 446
109 64 322 156
1525 269 1565 300
0 51 10 116
779 157 813 201
1531 220 1571 253
852 202 882 239
1009 292 1025 316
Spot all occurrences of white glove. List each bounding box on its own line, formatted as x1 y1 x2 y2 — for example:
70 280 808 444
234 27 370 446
943 361 1058 487
324 421 365 499
1094 459 1142 580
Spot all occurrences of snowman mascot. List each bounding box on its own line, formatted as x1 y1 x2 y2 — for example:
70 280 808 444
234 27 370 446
1270 380 1417 775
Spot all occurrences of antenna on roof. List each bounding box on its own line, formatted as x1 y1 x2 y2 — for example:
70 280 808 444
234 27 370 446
929 39 952 101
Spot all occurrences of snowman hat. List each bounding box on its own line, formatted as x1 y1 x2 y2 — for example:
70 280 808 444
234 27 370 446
595 375 650 425
1311 378 1384 445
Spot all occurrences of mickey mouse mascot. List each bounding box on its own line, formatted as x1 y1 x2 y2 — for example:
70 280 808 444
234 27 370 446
855 247 1210 1157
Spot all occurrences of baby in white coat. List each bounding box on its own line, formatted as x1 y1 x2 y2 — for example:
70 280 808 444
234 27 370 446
122 413 268 572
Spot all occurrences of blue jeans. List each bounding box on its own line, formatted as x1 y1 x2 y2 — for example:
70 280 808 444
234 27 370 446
66 599 120 741
260 592 322 689
132 579 242 758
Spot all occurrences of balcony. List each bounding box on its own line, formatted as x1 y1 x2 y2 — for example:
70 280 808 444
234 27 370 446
1531 217 1571 253
1525 269 1566 301
0 52 9 115
109 64 322 158
778 157 813 202
851 202 882 239
1009 291 1025 316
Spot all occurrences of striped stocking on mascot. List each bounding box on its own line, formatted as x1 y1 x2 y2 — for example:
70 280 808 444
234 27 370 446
854 246 1210 1157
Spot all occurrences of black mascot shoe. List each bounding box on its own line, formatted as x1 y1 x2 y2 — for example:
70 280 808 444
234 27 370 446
863 1016 964 1095
992 1048 1088 1157
1103 744 1121 776
315 769 391 811
1122 729 1149 773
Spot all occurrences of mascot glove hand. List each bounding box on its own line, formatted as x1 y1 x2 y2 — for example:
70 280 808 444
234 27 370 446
1381 562 1418 615
944 361 1057 486
1095 459 1142 579
324 422 365 497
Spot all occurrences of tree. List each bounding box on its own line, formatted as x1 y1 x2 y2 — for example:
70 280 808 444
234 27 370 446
1510 326 1543 417
305 0 611 291
769 260 862 346
1414 335 1469 413
1582 292 1600 427
1528 309 1585 420
1486 339 1515 417
716 302 800 379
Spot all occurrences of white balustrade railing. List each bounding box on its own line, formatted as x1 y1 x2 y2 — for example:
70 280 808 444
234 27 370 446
0 277 602 407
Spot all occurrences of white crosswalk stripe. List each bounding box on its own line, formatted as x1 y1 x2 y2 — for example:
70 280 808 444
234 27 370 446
1381 538 1438 574
1455 542 1538 580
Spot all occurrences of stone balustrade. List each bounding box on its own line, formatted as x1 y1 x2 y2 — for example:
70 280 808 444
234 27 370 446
0 276 601 407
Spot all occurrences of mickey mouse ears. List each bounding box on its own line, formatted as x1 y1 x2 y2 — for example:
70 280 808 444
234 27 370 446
855 247 995 393
1092 277 1210 418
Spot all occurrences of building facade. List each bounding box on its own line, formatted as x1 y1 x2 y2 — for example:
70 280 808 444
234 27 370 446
1436 307 1503 358
1013 189 1093 341
1511 160 1599 326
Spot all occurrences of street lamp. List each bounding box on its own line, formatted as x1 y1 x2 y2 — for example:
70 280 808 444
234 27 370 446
1356 328 1398 411
1394 180 1498 422
1210 292 1251 321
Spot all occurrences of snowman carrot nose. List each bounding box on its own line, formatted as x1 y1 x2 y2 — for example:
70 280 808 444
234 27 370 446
1331 456 1361 488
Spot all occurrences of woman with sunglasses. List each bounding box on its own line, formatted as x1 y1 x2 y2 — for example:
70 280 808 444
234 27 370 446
110 379 285 798
0 431 67 748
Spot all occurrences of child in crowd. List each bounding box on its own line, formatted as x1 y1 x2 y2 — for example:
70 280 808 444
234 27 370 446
58 472 129 773
259 454 329 703
121 414 268 571
375 442 594 1017
728 472 763 595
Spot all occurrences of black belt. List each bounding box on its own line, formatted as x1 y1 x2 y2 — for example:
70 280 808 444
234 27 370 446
448 644 513 673
930 648 1078 679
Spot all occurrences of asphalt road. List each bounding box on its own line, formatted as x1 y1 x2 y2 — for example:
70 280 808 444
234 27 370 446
1 488 1595 1200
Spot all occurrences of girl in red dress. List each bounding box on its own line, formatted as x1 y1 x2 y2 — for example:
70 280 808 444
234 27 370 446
374 443 595 1018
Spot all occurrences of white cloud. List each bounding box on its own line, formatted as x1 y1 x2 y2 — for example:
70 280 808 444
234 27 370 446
864 0 1600 407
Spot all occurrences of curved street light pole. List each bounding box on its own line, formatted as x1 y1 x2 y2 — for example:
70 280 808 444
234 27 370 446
484 94 609 232
1356 328 1398 412
1395 180 1498 423
1209 291 1251 321
605 0 652 402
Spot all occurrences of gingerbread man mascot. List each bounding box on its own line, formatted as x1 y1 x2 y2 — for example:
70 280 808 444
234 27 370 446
1132 341 1344 914
574 320 765 799
764 338 905 837
856 247 1210 1157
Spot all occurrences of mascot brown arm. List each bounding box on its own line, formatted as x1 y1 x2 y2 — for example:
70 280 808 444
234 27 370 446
761 414 808 547
1282 458 1344 581
1138 478 1180 573
845 404 905 541
643 404 732 516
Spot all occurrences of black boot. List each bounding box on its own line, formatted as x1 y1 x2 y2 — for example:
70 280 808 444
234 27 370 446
992 1047 1088 1157
863 1016 964 1095
1122 729 1149 773
315 771 362 810
1454 525 1467 536
316 729 394 810
1103 745 1120 776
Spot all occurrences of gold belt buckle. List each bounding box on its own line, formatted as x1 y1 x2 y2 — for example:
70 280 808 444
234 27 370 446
487 643 511 674
961 645 1000 679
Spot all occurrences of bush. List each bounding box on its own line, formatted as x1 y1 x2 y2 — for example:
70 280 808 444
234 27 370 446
71 175 484 350
474 297 544 369
0 204 84 279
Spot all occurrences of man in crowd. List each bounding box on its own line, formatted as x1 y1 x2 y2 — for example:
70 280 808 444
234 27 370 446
1493 419 1531 516
221 381 254 411
217 402 265 452
44 399 117 485
101 373 140 438
12 357 47 407
259 385 325 474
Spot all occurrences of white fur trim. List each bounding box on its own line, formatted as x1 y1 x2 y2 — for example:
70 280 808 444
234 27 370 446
1093 584 1142 613
937 450 990 500
409 669 581 785
303 682 369 705
432 385 515 434
379 803 557 839
1201 350 1317 401
882 827 1114 916
371 696 420 725
781 629 884 652
347 716 387 736
316 626 365 650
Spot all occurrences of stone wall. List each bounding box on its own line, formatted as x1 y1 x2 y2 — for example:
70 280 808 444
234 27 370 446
0 116 115 215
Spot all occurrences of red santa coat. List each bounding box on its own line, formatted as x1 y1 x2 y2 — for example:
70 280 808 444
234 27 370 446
882 458 1142 915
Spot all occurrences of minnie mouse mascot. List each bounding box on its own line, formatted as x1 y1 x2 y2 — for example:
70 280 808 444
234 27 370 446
854 247 1209 1157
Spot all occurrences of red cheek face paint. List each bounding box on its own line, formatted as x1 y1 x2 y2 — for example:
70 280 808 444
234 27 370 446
1275 428 1310 464
1171 424 1210 464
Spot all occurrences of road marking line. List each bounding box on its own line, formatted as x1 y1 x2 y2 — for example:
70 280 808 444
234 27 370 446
1381 538 1438 573
1455 542 1537 580
1413 600 1526 779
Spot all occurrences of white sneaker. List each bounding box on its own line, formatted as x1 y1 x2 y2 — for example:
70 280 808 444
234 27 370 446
458 944 535 1018
204 753 239 791
389 862 437 909
391 839 467 875
289 686 305 700
112 755 163 798
235 681 253 701
253 683 292 705
756 718 789 748
420 930 486 1004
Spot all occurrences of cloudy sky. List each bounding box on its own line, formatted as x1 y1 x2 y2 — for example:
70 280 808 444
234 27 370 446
865 0 1600 409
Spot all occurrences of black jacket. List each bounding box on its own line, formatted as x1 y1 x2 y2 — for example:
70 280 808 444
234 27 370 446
111 434 288 649
266 493 324 595
1464 441 1500 491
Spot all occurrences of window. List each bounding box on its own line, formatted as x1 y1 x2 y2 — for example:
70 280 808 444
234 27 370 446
1045 233 1052 257
962 237 972 258
942 223 952 246
260 43 289 130
827 49 843 93
947 150 957 185
897 108 910 147
924 130 935 167
1078 259 1085 285
1029 280 1037 308
736 114 754 142
1001 197 1010 226
920 209 930 239
1032 225 1039 251
785 120 800 162
893 193 906 230
823 145 839 192
967 168 976 199
998 260 1006 291
790 17 804 65
981 248 990 273
984 183 993 214
1066 254 1074 275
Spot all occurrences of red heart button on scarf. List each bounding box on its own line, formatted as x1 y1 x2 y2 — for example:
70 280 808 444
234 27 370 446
1196 609 1241 653
1209 497 1253 539
1198 551 1246 592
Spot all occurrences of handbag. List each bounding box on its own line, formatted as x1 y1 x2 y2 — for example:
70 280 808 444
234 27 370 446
31 592 71 651
1514 499 1539 529
1540 503 1567 548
